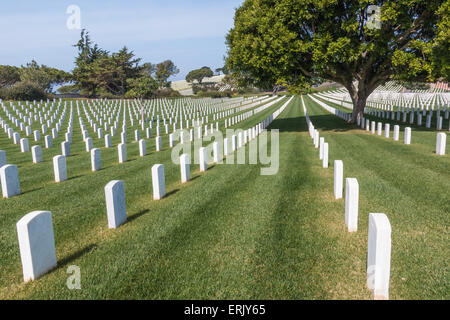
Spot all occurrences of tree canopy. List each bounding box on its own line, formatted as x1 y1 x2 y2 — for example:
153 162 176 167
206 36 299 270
155 60 180 87
125 75 159 99
226 0 449 122
0 61 71 100
186 66 214 84
0 65 21 88
20 60 72 92
71 30 179 98
72 30 145 97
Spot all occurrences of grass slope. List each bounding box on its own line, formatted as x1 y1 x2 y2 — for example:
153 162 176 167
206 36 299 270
0 96 448 299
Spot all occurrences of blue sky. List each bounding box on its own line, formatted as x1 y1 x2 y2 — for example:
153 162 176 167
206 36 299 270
0 0 244 80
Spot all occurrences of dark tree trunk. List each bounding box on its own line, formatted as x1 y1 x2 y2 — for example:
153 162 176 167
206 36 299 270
351 95 367 123
347 81 369 124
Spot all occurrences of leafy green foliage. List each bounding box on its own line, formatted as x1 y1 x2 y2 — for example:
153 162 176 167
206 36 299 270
186 66 214 84
19 60 72 93
0 81 48 100
72 30 147 97
155 60 179 87
72 30 179 98
57 84 81 94
125 75 159 99
226 0 449 121
0 60 70 99
0 65 21 88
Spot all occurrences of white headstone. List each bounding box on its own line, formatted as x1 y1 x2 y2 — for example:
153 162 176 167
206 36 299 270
20 138 29 153
345 178 359 232
213 142 220 163
156 136 162 151
393 125 399 141
0 150 7 167
105 134 111 148
169 133 174 147
16 211 57 282
384 124 390 138
322 143 328 168
199 147 207 172
31 145 42 163
319 137 324 160
61 141 70 156
105 180 127 229
45 135 53 149
436 133 446 155
33 130 40 141
134 129 140 141
53 155 67 182
334 160 343 199
367 213 391 300
85 137 93 152
152 164 165 200
180 154 190 183
91 148 101 171
437 116 443 130
223 138 229 155
1 164 20 198
13 132 20 144
404 127 411 145
314 131 319 148
118 143 127 163
139 139 146 157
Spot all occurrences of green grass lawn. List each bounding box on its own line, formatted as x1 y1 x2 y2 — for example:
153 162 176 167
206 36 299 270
0 95 448 299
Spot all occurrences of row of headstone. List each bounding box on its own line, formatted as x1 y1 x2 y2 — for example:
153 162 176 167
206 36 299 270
360 116 414 145
302 95 392 300
0 96 280 201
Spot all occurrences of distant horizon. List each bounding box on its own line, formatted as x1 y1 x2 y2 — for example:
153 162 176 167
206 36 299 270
0 0 243 81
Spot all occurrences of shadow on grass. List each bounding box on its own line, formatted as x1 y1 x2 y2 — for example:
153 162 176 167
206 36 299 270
165 188 180 198
20 186 44 195
268 114 354 133
189 175 201 182
127 209 150 223
57 243 98 268
68 175 83 181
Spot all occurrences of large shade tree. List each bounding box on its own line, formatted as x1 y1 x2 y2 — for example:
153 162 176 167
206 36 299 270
226 0 449 122
186 67 214 84
72 30 145 97
155 60 179 87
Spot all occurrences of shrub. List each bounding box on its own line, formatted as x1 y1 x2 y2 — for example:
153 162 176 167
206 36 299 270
154 87 181 98
196 90 232 98
0 81 48 101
